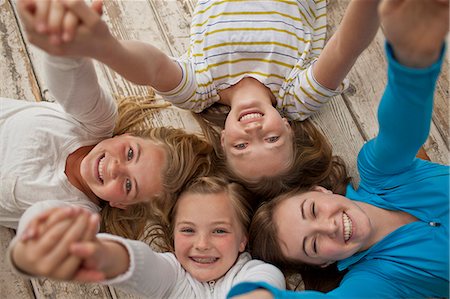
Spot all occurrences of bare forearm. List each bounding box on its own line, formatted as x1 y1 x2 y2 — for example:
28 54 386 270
314 0 380 89
100 240 130 279
93 38 182 91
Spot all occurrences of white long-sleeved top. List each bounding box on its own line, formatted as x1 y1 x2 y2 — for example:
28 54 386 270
157 0 348 121
98 233 286 299
0 54 117 234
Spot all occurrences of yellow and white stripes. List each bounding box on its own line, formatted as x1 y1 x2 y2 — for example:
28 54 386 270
157 0 348 119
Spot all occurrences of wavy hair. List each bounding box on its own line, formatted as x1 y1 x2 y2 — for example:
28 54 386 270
194 110 350 202
99 96 216 240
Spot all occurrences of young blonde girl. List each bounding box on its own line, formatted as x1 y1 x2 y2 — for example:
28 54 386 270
19 0 380 196
2 13 216 241
10 177 285 298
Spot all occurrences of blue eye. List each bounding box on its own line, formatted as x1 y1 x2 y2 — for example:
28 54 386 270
127 148 134 161
267 136 279 143
214 229 227 234
180 228 194 233
234 143 247 150
125 179 132 193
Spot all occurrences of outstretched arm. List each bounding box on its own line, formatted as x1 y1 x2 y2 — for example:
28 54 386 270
17 0 182 92
313 0 380 90
361 0 448 174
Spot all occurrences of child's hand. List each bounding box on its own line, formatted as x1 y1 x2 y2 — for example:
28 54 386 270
11 207 98 280
68 238 129 282
379 0 449 67
17 0 108 57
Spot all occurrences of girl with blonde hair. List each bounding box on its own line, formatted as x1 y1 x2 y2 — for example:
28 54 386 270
10 177 285 298
1 33 215 244
19 0 380 194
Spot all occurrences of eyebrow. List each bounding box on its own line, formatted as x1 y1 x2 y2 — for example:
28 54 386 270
300 198 306 220
134 143 142 200
300 198 309 257
302 236 310 257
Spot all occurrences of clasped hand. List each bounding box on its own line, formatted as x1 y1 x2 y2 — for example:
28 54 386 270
11 206 108 282
17 0 109 58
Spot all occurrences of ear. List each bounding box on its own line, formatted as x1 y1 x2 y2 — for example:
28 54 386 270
239 235 248 253
311 186 332 194
220 130 226 148
320 261 335 268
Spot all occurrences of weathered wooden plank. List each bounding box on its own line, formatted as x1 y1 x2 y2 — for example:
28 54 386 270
0 227 35 299
0 0 40 101
4 1 114 298
327 0 449 164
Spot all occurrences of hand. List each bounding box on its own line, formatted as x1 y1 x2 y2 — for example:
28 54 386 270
12 207 98 280
379 0 449 67
69 237 130 282
17 0 110 57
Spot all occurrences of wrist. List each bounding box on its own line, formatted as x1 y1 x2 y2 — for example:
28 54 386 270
392 45 442 68
101 240 130 279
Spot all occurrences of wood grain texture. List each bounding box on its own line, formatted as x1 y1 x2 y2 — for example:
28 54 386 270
327 0 449 164
1 0 448 297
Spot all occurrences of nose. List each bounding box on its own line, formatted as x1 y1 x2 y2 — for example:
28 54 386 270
194 233 210 251
109 159 125 179
243 122 262 134
316 218 338 238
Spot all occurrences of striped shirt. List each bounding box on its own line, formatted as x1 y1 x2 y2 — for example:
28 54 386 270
156 0 349 121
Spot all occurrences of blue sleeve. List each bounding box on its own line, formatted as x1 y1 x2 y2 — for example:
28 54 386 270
227 272 404 299
227 281 332 299
358 43 445 177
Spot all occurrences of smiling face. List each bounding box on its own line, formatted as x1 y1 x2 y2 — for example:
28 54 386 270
221 99 293 181
79 134 166 209
173 191 247 282
274 187 373 266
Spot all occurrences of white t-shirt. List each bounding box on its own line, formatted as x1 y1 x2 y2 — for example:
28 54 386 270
99 234 286 299
0 55 117 233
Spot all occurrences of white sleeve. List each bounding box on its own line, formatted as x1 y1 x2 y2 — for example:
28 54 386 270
97 234 178 298
44 54 117 133
236 259 286 290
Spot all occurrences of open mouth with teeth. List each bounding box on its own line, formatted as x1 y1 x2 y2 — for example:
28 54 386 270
343 212 353 242
238 112 264 122
97 154 105 184
190 257 219 264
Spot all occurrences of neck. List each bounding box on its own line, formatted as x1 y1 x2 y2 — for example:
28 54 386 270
219 77 275 106
355 201 417 251
65 145 100 205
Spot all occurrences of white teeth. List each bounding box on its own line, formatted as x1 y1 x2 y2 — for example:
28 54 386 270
343 212 352 242
98 156 105 182
239 113 263 121
191 257 218 264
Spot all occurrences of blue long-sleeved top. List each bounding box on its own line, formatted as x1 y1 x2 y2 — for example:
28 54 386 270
228 43 449 298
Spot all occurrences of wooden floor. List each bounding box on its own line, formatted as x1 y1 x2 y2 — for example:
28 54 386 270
0 0 448 298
